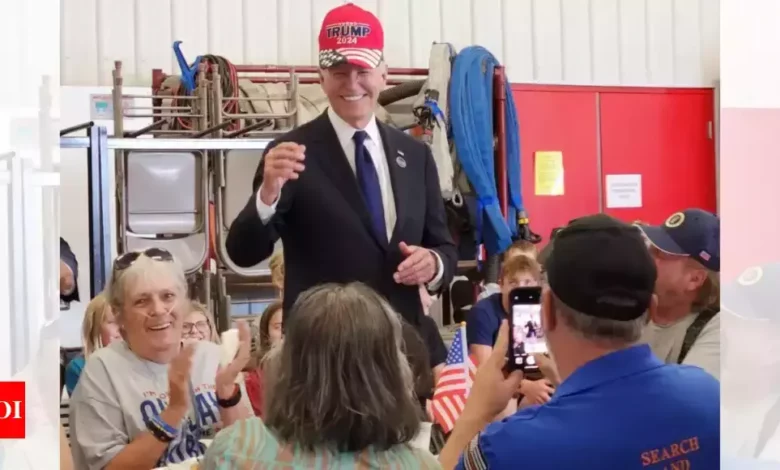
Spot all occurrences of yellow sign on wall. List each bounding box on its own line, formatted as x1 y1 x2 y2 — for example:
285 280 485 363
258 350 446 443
534 151 565 196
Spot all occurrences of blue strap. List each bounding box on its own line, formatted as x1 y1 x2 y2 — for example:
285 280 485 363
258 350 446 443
424 97 446 128
150 413 179 438
173 41 202 94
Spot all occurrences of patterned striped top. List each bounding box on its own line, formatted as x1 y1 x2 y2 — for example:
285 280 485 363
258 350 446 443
201 417 442 469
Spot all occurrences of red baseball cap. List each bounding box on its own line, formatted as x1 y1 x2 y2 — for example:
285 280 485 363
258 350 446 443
318 3 384 69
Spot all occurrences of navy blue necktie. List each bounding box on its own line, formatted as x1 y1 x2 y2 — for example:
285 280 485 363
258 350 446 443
353 130 386 241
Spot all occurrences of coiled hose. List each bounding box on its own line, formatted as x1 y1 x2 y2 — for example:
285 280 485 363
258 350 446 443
450 46 517 256
451 46 540 253
170 54 240 131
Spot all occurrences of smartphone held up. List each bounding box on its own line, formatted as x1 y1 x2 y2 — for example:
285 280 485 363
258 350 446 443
507 286 547 372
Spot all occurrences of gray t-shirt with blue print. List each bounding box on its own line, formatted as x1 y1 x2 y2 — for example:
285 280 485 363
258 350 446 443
68 340 223 469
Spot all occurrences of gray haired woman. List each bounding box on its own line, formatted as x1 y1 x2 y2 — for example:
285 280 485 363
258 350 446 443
68 249 252 469
202 282 442 469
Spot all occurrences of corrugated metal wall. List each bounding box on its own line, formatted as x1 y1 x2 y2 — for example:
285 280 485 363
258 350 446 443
61 0 719 87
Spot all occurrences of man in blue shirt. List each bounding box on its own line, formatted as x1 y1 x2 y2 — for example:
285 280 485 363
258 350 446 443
439 214 720 470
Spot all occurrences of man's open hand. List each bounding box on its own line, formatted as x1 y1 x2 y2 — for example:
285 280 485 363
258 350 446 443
394 242 437 286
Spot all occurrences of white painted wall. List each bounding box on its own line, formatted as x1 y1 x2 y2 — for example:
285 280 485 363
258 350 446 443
62 0 720 87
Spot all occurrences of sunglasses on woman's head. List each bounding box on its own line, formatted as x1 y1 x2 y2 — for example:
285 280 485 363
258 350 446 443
113 248 174 272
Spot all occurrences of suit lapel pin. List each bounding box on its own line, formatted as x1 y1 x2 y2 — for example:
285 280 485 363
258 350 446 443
396 150 406 168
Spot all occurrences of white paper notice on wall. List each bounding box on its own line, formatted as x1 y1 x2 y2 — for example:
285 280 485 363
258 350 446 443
606 174 643 208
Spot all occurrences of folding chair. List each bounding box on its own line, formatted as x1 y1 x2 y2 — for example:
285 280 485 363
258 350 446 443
111 61 212 306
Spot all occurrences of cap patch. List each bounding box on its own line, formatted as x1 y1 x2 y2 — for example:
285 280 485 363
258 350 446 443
665 212 685 228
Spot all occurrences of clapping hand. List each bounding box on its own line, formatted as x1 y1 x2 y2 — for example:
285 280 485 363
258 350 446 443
215 320 252 400
168 342 197 412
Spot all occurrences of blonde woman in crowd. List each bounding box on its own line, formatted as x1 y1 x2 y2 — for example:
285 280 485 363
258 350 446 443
202 283 440 469
68 248 252 469
243 301 283 417
64 292 121 395
182 300 220 343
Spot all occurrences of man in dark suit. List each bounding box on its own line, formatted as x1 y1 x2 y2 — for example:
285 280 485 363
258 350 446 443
227 3 457 330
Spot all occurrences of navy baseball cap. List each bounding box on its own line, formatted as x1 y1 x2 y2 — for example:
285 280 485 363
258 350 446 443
638 209 720 272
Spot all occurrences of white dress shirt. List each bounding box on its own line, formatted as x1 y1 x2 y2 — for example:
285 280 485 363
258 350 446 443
255 107 443 289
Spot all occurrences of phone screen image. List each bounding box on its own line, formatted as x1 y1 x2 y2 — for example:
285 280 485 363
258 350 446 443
511 293 547 370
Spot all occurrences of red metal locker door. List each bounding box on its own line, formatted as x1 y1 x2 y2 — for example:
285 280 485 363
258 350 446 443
599 90 717 224
512 87 601 245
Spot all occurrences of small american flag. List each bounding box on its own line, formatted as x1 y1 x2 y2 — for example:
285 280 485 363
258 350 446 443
428 323 478 434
